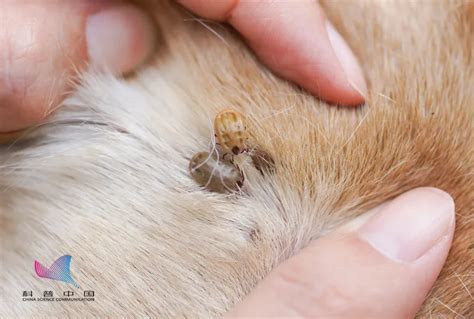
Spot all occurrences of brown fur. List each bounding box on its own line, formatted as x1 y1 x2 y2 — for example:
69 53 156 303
1 0 472 317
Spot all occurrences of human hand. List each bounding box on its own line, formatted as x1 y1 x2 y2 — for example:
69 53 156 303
224 188 455 318
0 1 155 133
179 0 367 106
0 0 366 134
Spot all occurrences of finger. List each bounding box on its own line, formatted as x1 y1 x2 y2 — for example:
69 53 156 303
225 188 455 318
0 1 155 133
178 0 367 106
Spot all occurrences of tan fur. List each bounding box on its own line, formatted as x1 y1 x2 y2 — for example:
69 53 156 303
1 0 473 317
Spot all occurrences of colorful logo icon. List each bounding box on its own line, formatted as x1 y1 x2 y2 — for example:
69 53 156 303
34 255 79 288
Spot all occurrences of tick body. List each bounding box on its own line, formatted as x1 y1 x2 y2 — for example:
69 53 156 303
189 151 244 193
214 110 248 155
249 148 276 174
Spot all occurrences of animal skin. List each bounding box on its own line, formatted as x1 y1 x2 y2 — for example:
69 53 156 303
1 0 473 317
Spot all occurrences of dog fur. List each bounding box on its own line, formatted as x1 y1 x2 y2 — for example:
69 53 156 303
1 0 473 317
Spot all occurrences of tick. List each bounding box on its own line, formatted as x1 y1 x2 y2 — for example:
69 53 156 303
214 110 248 156
188 151 244 193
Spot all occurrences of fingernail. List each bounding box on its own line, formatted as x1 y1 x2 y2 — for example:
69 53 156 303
326 22 367 99
358 187 455 262
86 4 155 75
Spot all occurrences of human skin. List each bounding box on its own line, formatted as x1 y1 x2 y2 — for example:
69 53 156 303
225 188 455 318
0 2 453 317
0 0 366 133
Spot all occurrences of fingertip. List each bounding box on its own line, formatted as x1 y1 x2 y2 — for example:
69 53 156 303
325 21 367 105
177 0 239 21
86 4 156 75
0 2 155 133
225 187 455 318
358 187 455 262
227 1 367 107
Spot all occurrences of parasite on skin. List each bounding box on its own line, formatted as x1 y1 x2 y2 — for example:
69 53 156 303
214 109 248 156
188 110 276 193
249 148 276 174
188 151 244 193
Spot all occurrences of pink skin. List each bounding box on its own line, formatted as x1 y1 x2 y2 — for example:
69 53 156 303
0 3 452 316
225 188 455 317
178 0 367 105
0 1 154 133
0 0 366 133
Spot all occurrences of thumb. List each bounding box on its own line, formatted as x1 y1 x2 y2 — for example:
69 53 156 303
225 187 455 318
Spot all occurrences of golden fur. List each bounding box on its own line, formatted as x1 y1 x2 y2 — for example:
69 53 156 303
1 0 472 317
